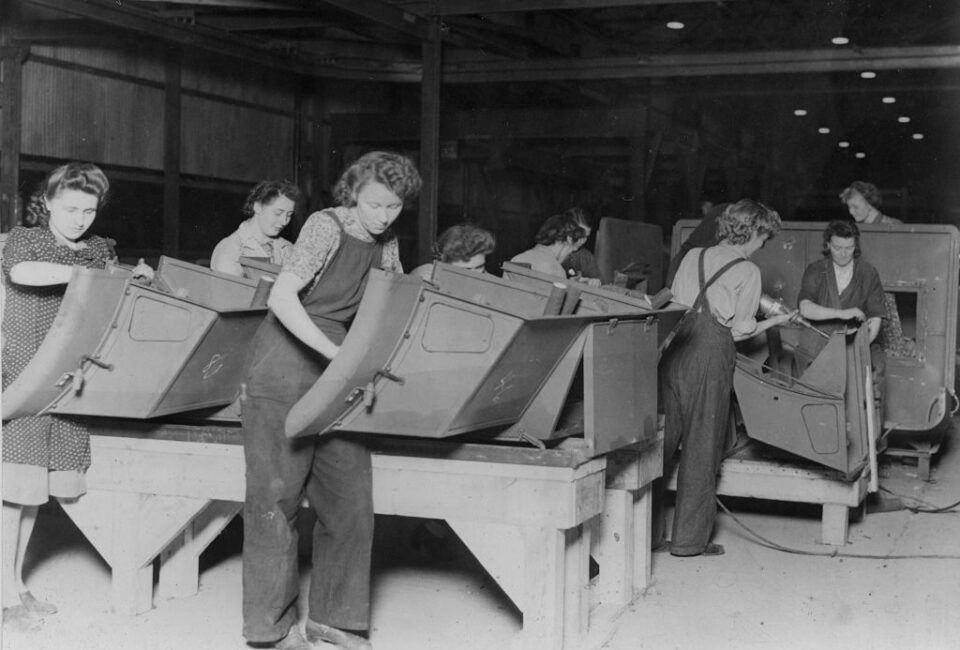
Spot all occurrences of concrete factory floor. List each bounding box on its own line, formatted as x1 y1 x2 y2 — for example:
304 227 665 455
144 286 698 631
3 421 960 650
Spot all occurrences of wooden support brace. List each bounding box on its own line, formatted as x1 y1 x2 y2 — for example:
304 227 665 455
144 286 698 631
158 500 243 600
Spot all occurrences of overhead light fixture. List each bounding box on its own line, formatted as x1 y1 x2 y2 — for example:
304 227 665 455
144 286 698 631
860 71 877 79
855 152 866 159
912 133 924 140
838 141 850 148
818 127 831 134
882 96 896 104
898 116 911 123
831 36 850 45
666 21 685 30
793 109 808 116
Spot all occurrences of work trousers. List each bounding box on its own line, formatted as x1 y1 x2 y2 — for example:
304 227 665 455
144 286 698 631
661 311 735 555
241 395 374 643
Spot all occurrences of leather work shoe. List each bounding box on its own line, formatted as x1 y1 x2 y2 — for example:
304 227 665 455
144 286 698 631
274 626 311 650
670 542 725 557
305 620 372 650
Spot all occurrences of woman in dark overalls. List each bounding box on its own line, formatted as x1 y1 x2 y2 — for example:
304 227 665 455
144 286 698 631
241 152 421 650
661 200 791 557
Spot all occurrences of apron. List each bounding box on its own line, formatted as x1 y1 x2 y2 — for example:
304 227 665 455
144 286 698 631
244 211 382 402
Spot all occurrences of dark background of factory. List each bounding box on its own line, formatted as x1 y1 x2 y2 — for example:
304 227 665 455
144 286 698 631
2 2 960 650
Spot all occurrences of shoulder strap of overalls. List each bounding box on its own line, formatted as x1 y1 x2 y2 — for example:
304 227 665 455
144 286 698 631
692 247 748 313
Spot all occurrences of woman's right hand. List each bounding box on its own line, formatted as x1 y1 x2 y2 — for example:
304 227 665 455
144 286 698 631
842 307 866 321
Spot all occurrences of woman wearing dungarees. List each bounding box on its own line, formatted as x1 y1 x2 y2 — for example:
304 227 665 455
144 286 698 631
241 152 421 650
661 200 792 557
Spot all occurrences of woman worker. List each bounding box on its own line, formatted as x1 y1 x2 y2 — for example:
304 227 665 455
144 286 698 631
660 199 792 557
241 152 421 650
840 181 901 225
510 212 588 280
410 222 496 279
210 179 301 276
796 219 886 394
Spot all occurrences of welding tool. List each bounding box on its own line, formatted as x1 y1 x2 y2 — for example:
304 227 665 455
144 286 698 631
759 294 830 339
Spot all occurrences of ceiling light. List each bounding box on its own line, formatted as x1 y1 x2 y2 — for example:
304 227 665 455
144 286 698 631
666 21 685 30
793 109 808 116
882 96 896 104
817 127 831 134
860 71 877 79
855 152 866 159
831 36 850 45
898 116 911 123
912 133 924 140
838 141 850 148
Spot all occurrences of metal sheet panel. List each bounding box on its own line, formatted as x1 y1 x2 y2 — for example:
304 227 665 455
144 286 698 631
1 266 129 419
595 218 665 291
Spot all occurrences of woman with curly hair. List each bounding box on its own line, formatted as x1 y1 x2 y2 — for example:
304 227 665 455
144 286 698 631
241 151 421 650
2 162 150 632
659 199 792 557
510 212 587 279
210 179 302 276
410 222 496 279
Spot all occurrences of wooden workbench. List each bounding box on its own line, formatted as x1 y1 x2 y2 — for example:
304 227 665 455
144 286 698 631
667 446 870 546
61 420 661 650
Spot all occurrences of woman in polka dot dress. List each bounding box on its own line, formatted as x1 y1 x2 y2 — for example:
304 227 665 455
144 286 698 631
1 162 151 632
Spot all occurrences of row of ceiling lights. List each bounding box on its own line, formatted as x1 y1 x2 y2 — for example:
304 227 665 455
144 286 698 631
660 23 929 158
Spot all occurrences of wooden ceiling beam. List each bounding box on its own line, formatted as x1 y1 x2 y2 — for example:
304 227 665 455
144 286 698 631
398 0 741 16
441 45 960 83
314 0 432 41
20 0 410 80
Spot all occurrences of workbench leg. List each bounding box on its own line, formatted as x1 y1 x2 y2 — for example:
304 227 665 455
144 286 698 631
563 524 590 648
158 501 241 601
109 492 156 615
521 527 565 650
632 484 653 591
595 489 635 607
60 491 155 615
820 504 849 546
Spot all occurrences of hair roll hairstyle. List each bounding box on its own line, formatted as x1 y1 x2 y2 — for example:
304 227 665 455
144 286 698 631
717 199 781 245
24 162 110 227
242 180 302 217
434 224 496 263
821 219 862 258
839 181 882 209
333 151 422 208
534 213 586 246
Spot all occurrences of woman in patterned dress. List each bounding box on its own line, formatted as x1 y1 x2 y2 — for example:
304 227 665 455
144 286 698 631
1 162 150 631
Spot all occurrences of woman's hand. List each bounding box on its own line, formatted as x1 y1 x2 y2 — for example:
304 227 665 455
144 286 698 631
841 307 866 321
578 277 602 288
131 258 155 281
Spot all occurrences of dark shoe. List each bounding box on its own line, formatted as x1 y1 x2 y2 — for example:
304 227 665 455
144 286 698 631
305 620 372 650
2 605 43 632
670 542 725 557
274 626 311 650
653 540 673 553
20 591 57 616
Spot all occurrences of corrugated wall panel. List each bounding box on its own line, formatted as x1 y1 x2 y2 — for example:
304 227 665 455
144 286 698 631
21 61 164 169
31 44 165 83
181 95 294 181
181 51 295 112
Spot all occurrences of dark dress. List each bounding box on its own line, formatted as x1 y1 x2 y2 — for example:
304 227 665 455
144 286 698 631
2 226 112 504
241 211 383 643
